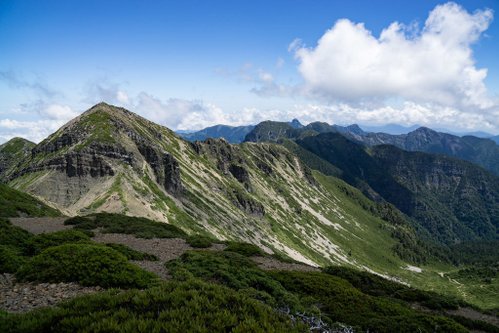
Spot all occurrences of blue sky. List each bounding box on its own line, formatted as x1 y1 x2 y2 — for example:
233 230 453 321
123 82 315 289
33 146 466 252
1 0 499 142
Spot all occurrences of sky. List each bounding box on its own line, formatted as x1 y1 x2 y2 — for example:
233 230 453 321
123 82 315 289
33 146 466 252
1 0 499 143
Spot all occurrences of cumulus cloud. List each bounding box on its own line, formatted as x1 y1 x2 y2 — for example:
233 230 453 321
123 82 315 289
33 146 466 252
294 2 494 109
0 103 78 143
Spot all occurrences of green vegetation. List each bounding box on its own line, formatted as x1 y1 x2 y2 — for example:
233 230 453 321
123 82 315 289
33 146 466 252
16 243 157 288
0 280 304 333
224 242 265 257
0 183 61 217
185 234 213 248
65 213 187 239
323 266 465 310
0 244 27 273
166 250 479 332
24 229 92 255
105 243 158 261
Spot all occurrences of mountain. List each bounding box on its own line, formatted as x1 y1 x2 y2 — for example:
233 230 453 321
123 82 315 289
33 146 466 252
245 121 499 176
343 127 499 176
2 102 425 271
0 183 61 217
180 119 304 144
295 132 499 245
0 137 35 175
490 135 499 145
178 124 255 143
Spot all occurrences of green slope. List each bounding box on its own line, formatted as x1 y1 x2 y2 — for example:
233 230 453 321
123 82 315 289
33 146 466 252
0 183 61 217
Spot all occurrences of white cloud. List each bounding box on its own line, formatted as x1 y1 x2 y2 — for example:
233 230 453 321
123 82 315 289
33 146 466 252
0 118 69 143
39 104 78 121
294 2 494 109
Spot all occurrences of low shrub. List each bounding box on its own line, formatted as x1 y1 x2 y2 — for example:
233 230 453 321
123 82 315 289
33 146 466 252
186 234 213 248
24 229 92 255
167 250 300 309
0 280 305 333
16 243 157 288
105 243 158 261
224 242 265 257
0 218 32 249
0 245 27 273
65 213 187 239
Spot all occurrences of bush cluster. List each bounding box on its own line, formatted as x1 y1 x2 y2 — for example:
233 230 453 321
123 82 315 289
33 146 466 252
65 213 187 239
16 243 157 288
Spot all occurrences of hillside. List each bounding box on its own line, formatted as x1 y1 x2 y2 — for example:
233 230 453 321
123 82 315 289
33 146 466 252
0 183 61 217
3 214 496 332
295 133 499 245
0 138 35 175
1 103 420 273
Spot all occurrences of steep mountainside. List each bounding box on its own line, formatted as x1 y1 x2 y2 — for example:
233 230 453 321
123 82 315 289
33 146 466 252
2 103 421 274
296 133 499 244
0 183 61 217
0 137 35 175
178 124 255 144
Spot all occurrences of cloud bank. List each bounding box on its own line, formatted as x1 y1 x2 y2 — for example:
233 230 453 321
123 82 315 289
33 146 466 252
294 2 494 110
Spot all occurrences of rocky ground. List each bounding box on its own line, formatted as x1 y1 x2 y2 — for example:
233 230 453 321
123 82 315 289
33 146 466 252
0 273 102 313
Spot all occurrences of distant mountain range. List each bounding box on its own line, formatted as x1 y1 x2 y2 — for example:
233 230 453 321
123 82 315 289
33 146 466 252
242 120 499 176
177 119 303 143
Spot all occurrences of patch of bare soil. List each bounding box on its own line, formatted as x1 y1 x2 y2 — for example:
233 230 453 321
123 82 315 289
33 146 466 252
9 217 69 234
91 233 225 279
251 256 320 272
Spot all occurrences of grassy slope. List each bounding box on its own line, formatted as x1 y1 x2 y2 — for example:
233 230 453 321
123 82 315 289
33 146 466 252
0 183 61 217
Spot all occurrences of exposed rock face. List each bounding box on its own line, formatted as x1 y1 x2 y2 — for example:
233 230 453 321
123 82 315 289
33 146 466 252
163 153 183 196
229 164 250 185
232 190 265 217
137 144 183 196
63 153 115 178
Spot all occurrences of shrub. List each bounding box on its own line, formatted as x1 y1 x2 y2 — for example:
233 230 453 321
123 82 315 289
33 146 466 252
0 280 305 333
24 229 92 255
271 271 467 333
0 245 27 273
167 250 300 309
65 213 187 239
16 244 157 288
105 243 158 261
224 242 265 257
0 218 32 249
186 235 213 248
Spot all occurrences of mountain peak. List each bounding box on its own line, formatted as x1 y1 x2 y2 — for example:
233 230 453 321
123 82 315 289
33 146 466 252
289 118 303 129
